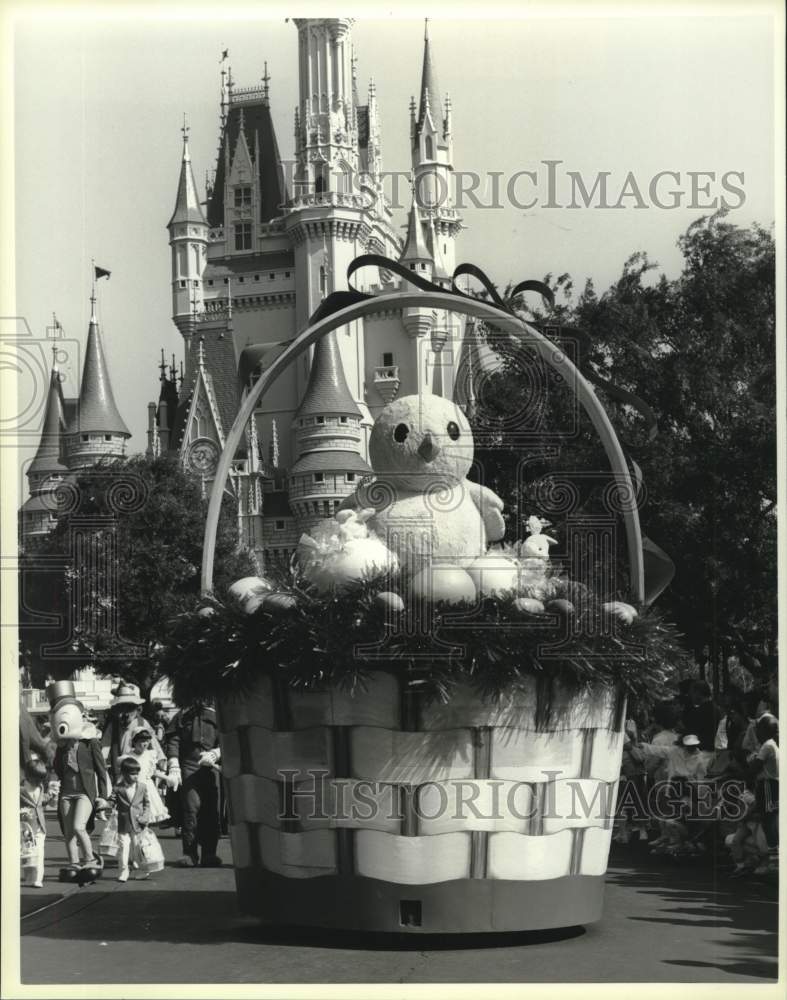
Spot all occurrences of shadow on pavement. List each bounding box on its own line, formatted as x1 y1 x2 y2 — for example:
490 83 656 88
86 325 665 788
605 855 778 981
21 886 586 951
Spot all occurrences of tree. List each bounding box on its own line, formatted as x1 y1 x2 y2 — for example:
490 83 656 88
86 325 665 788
470 213 776 670
19 455 255 694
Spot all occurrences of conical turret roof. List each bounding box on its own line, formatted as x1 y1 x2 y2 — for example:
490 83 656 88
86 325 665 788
29 366 68 475
417 20 443 132
296 330 361 418
168 136 207 228
67 304 131 437
400 195 433 266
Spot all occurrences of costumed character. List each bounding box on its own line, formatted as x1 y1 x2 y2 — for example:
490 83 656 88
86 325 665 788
338 394 506 596
48 681 111 884
164 701 223 868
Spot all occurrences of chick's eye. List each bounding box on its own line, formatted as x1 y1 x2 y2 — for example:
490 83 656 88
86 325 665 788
393 423 409 443
57 723 68 736
447 421 460 441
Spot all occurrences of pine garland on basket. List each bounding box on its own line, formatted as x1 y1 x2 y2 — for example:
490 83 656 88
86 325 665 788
159 564 689 729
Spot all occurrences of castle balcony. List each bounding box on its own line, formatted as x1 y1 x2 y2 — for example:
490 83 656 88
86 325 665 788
289 191 368 211
373 364 400 404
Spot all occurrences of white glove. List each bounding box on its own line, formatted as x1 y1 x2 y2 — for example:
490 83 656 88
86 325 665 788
167 758 182 791
198 749 220 769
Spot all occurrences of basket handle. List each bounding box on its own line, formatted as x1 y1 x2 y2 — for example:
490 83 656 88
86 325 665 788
201 292 644 603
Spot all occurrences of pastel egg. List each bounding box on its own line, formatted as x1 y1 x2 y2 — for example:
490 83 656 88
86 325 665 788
374 591 405 616
262 593 299 617
546 599 576 617
227 576 274 616
514 597 545 616
409 565 477 605
465 555 520 598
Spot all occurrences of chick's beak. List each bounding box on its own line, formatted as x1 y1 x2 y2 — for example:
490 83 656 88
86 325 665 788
417 433 441 463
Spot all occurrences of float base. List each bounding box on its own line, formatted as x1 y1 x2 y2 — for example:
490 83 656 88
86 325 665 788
235 869 605 934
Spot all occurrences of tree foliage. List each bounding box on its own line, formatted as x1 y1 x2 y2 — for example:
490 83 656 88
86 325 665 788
19 455 255 694
471 212 776 662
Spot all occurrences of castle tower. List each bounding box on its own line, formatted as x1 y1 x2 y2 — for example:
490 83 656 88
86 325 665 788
287 19 380 332
21 356 70 537
289 329 371 532
410 20 461 276
63 293 131 469
167 118 209 382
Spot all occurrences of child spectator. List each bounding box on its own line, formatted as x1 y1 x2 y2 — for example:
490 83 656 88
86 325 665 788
20 753 50 887
128 729 169 825
111 756 151 883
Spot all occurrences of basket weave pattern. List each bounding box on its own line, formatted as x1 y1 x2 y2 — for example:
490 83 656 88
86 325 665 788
219 673 624 886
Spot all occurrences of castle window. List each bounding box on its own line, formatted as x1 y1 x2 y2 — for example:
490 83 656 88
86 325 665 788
285 271 291 278
104 435 112 441
208 279 213 286
234 223 252 251
425 136 434 159
346 473 356 483
238 276 244 283
275 520 285 531
410 264 416 271
323 501 331 516
223 277 229 284
314 473 324 483
316 416 325 424
269 273 275 280
382 352 394 367
254 275 259 281
179 280 186 288
444 244 447 255
340 416 348 424
234 186 252 209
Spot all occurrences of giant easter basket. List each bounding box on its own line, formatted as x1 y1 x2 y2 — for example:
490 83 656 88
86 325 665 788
199 274 652 934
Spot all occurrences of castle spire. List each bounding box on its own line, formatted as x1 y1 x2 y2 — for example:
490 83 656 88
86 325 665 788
28 364 67 476
66 294 131 438
168 115 207 227
417 18 443 136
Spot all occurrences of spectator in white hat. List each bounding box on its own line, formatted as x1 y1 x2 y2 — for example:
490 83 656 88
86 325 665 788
101 684 164 783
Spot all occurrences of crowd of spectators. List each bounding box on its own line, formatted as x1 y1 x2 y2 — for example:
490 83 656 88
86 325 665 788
615 666 779 879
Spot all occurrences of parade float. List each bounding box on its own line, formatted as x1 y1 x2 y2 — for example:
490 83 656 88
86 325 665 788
164 257 683 934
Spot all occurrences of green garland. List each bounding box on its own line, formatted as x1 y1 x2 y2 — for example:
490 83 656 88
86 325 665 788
159 570 690 725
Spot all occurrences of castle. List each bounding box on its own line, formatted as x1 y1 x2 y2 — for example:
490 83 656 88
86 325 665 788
23 19 480 563
149 17 477 568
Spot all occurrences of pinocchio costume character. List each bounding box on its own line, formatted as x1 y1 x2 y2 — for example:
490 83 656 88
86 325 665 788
48 681 112 883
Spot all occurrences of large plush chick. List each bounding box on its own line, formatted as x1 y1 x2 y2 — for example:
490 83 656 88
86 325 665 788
340 394 505 573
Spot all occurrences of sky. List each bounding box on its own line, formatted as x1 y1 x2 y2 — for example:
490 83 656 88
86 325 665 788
10 5 777 487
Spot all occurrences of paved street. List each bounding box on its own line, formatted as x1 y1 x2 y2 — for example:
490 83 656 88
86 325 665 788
20 819 778 985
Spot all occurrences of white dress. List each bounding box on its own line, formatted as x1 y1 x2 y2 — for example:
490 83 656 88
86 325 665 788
130 749 169 824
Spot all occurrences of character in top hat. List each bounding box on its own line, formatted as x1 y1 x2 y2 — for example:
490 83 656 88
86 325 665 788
48 681 112 883
101 682 164 783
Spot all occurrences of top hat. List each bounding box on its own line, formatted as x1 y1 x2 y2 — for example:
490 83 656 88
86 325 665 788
46 680 79 711
109 683 145 708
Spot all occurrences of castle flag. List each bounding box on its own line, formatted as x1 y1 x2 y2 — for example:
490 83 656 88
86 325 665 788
94 265 111 280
